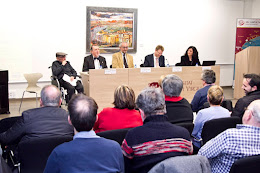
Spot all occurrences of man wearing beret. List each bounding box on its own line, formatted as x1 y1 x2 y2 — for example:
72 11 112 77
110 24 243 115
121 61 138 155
52 52 84 102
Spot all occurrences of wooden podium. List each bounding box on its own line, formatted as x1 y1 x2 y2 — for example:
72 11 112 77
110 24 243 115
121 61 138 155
234 46 260 99
81 66 220 112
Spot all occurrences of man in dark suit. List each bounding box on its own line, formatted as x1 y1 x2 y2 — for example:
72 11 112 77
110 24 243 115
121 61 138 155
143 45 165 67
0 85 74 145
82 45 107 72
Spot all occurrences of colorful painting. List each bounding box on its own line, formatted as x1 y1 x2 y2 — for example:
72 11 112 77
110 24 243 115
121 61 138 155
86 7 138 53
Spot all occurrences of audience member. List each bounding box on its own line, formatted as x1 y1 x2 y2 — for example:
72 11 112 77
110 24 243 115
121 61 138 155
112 42 134 68
82 44 107 72
179 46 201 66
44 94 124 173
191 69 216 112
94 85 142 133
0 85 73 145
52 52 84 101
121 87 193 173
198 99 260 173
231 73 260 118
192 85 230 148
143 45 165 67
162 74 193 123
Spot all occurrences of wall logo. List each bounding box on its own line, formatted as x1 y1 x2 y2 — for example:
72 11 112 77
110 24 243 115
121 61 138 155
238 20 245 26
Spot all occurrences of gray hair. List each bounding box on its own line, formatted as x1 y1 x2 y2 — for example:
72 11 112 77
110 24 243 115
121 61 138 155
136 87 166 116
40 85 61 107
201 69 216 84
119 42 128 47
162 74 183 97
250 100 260 123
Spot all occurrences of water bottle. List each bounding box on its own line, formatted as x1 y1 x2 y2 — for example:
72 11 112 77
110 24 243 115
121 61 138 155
167 63 169 67
195 63 198 66
134 64 137 68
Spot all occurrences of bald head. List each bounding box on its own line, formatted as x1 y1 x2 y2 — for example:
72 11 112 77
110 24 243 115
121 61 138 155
68 94 98 132
40 85 61 107
242 100 260 126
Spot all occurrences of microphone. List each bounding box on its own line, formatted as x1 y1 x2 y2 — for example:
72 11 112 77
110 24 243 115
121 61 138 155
166 58 170 67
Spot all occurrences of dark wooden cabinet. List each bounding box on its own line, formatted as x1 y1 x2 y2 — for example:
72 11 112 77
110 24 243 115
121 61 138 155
0 70 10 114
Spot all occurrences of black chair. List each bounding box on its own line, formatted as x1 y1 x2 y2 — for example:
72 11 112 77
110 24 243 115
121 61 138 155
0 116 21 134
18 136 73 173
203 99 233 112
201 117 241 145
229 155 260 173
174 122 194 136
96 128 131 145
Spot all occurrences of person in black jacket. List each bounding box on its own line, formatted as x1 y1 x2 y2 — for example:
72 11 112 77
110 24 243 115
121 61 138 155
52 52 84 101
0 85 74 146
143 45 165 67
179 46 201 66
162 74 193 123
231 73 260 118
82 45 107 72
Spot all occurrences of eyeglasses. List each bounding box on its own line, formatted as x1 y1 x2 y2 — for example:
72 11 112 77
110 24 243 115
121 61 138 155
121 46 128 49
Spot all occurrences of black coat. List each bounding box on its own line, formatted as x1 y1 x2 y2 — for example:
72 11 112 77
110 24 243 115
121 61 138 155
180 56 201 66
82 55 107 72
143 54 165 67
0 106 74 145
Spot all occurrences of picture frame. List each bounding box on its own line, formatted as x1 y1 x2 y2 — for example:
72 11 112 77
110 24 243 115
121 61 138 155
86 6 138 54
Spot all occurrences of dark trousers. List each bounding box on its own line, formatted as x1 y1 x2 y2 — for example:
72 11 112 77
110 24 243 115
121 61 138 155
59 80 84 101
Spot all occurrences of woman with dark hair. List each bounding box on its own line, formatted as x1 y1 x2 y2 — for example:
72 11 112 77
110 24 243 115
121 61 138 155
94 85 142 133
180 46 201 66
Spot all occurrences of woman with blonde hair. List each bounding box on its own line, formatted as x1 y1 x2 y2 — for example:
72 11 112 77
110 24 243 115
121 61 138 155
94 85 142 132
192 85 230 148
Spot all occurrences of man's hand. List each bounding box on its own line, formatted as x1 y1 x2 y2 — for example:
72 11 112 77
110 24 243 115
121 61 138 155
62 60 67 66
70 76 74 82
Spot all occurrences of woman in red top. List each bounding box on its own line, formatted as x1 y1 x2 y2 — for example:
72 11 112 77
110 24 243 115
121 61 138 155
94 85 143 133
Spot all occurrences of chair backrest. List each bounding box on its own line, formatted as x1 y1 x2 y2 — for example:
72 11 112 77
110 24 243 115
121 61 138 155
18 136 73 173
229 155 260 173
148 155 211 173
174 122 194 136
96 128 131 145
0 116 21 134
201 116 242 145
203 99 233 112
24 73 43 88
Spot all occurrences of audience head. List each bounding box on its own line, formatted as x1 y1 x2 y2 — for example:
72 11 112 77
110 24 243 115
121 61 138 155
40 85 62 107
154 45 164 58
68 94 98 132
56 52 67 62
136 87 166 119
207 85 224 106
162 74 183 97
242 74 260 95
184 46 198 59
90 44 100 58
242 100 260 127
201 69 216 85
119 42 129 54
113 85 136 110
158 75 166 88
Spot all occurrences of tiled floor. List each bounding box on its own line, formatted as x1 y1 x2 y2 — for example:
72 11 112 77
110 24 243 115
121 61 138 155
0 86 237 120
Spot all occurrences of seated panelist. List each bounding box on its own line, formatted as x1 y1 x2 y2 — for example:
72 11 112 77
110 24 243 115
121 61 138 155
144 45 165 67
52 52 84 101
82 44 107 72
112 42 134 68
179 46 201 66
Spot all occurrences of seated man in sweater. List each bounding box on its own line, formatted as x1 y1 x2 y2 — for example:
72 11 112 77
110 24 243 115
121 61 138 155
121 87 193 173
191 69 216 112
162 74 193 123
44 94 124 173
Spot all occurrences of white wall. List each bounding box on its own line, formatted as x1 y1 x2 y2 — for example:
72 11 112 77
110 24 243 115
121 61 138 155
1 0 257 98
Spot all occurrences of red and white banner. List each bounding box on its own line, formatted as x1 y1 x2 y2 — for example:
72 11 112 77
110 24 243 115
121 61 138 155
235 18 260 54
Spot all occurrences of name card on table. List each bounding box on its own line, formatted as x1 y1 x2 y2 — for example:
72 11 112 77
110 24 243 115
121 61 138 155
202 67 212 70
140 68 151 73
172 67 182 72
105 69 116 74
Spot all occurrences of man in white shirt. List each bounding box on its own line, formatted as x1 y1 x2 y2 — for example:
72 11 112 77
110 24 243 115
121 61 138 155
143 45 165 67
